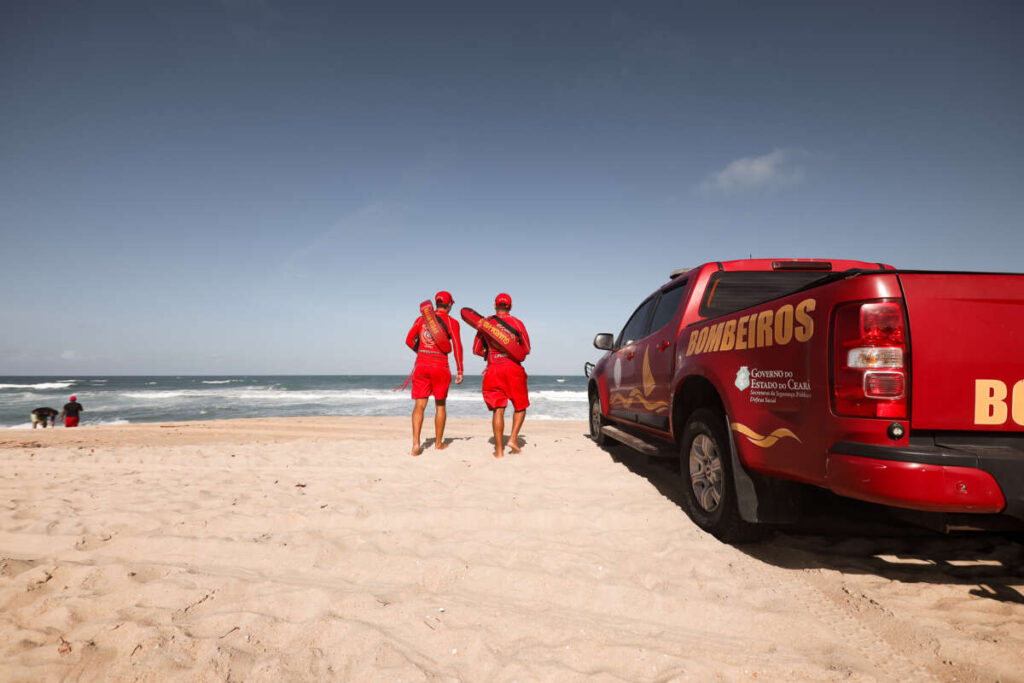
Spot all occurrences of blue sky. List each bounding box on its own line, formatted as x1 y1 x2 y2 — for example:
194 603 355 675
2 1 1022 375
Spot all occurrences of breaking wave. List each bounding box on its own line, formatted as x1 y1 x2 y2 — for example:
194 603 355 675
0 381 76 390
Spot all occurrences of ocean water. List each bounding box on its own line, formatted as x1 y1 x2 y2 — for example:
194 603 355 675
0 375 589 429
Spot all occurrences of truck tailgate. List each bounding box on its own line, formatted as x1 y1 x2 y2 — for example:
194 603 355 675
900 273 1024 431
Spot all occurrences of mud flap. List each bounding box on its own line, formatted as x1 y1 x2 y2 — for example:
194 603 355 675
724 412 801 524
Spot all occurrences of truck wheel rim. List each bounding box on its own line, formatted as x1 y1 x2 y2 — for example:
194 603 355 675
590 397 601 436
689 434 723 512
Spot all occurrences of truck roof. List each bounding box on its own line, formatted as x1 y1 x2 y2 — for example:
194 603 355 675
669 259 894 281
715 258 894 272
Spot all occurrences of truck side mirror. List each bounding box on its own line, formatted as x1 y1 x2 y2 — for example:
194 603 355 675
593 333 614 351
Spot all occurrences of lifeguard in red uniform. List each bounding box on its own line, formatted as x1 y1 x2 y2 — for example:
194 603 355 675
473 293 531 458
405 291 464 455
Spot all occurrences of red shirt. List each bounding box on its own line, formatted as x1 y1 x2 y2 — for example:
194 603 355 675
473 313 531 366
406 310 464 373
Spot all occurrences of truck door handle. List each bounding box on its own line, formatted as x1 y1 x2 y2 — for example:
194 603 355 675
657 340 671 351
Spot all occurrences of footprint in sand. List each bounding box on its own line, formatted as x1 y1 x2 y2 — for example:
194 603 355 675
75 532 114 551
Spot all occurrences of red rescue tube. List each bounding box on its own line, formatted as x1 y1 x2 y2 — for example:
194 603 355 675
460 307 527 363
419 300 452 354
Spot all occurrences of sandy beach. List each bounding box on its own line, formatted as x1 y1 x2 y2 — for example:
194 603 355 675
1 417 1022 682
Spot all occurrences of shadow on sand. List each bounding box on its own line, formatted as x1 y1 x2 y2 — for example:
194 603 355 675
422 436 473 450
596 438 1024 604
487 435 526 450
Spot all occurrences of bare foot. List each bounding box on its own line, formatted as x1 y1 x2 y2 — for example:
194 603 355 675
509 440 521 454
411 446 422 456
436 442 449 450
493 451 504 458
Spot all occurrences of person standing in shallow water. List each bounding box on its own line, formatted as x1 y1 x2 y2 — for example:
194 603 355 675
405 291 464 455
60 395 83 428
473 293 531 458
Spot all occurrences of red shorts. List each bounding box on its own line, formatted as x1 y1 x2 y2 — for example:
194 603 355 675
411 363 452 400
482 363 529 411
64 417 79 428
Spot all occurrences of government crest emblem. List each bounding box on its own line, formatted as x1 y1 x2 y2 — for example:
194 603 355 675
735 366 750 392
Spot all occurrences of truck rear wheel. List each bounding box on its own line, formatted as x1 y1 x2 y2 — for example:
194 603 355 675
589 391 610 446
680 408 760 543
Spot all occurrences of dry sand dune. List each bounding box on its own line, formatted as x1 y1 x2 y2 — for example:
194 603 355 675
1 417 1022 681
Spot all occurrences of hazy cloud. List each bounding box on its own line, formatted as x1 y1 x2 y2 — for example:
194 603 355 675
699 149 804 195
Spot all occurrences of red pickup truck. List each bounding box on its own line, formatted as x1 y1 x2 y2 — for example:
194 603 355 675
586 259 1024 541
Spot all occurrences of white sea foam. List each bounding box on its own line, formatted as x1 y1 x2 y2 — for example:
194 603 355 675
86 386 585 407
1 377 587 423
118 391 199 400
529 390 587 402
0 381 76 390
4 418 130 429
115 388 481 403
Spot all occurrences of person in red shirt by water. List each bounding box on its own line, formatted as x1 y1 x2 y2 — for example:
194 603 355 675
405 291 464 455
60 396 84 428
473 293 531 458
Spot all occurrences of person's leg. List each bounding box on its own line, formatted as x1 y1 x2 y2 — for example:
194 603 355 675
509 410 526 453
507 366 529 453
411 398 428 455
31 415 38 429
434 399 448 449
491 407 505 458
432 366 452 450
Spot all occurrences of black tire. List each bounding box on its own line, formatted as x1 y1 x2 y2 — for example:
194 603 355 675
679 408 761 543
589 390 610 446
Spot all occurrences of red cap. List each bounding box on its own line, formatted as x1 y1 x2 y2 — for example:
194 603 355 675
495 293 512 307
435 291 453 305
70 396 76 401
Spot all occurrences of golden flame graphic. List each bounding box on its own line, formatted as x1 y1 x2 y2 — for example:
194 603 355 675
609 390 668 414
731 423 801 448
642 348 656 397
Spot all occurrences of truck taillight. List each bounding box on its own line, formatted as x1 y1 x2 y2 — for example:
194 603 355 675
832 301 908 418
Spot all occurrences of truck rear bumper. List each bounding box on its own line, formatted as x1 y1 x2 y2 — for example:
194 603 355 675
827 441 1024 518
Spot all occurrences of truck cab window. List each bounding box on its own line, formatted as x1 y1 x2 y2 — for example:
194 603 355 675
648 282 689 334
618 297 657 346
699 271 833 318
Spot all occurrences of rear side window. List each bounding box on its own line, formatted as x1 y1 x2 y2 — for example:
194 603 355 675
699 271 830 318
618 297 657 346
648 282 689 334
